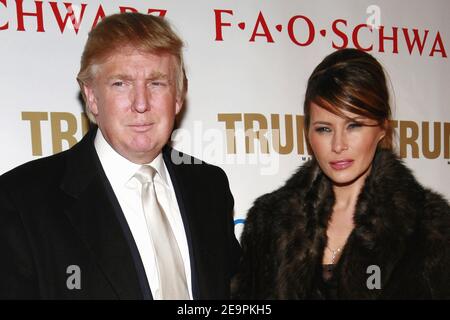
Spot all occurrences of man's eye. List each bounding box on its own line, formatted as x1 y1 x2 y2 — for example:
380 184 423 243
112 81 124 87
315 127 331 133
151 81 167 87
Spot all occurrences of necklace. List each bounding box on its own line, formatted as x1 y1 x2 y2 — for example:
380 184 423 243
326 246 343 264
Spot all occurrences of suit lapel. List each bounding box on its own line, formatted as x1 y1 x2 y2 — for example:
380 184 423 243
60 130 146 299
164 147 235 299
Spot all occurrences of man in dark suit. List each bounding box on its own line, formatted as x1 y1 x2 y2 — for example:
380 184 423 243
0 13 240 299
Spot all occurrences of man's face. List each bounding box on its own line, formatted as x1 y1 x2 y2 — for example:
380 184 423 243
83 48 182 164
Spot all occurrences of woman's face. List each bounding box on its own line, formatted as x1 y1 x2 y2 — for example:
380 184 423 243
308 103 386 186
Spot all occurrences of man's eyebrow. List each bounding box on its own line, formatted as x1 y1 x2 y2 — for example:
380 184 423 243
106 74 133 81
105 72 170 81
147 71 169 79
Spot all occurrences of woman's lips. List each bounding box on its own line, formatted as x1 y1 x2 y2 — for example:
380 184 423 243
329 159 354 170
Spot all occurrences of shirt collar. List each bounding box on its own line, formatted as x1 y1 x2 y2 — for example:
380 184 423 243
148 149 170 187
94 129 169 188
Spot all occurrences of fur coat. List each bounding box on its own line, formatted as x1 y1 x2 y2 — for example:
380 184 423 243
232 150 449 299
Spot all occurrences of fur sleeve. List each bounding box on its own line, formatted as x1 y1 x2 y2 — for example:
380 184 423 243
421 190 450 299
231 194 278 299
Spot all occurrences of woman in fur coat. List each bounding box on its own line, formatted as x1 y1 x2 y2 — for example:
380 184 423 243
232 49 449 299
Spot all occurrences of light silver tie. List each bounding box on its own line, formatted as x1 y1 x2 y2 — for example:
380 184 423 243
134 165 189 300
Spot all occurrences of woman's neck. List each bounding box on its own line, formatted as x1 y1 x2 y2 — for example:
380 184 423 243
332 182 362 213
327 168 371 241
331 164 372 213
324 166 373 265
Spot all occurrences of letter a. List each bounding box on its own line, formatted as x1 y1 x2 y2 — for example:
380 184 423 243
66 265 81 290
366 265 381 290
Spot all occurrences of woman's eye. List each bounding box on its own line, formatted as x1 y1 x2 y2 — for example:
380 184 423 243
348 123 362 129
315 127 331 133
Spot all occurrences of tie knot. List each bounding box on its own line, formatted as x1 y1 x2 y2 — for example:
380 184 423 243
134 165 157 184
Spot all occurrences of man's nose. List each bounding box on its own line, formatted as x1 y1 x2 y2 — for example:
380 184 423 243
131 83 150 113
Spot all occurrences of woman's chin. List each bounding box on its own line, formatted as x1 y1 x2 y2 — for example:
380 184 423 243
326 167 372 188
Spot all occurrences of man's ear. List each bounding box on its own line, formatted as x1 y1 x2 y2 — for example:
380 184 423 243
82 83 99 116
175 97 184 115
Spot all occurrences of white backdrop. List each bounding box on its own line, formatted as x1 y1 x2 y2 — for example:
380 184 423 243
1 0 449 237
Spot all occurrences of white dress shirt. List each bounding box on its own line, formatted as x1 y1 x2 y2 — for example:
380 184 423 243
94 130 192 300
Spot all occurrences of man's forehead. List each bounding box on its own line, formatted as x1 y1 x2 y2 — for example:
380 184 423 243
94 50 175 77
102 46 175 63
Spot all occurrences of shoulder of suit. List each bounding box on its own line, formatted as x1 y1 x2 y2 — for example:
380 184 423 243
0 149 69 189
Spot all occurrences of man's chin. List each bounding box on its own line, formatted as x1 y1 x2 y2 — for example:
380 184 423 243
132 144 164 161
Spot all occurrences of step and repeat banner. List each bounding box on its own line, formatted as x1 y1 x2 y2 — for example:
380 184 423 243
1 0 449 237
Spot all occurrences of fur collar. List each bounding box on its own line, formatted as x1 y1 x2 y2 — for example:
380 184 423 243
237 149 449 299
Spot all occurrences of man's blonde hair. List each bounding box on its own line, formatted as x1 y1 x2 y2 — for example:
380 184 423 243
77 13 187 123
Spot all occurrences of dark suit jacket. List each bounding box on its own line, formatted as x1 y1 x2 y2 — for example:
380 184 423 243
0 129 241 299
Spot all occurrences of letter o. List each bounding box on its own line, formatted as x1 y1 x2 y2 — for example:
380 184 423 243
288 15 315 46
